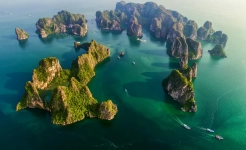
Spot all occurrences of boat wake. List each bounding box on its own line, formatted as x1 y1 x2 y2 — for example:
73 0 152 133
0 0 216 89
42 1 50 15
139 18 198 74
196 126 214 133
172 115 184 125
93 137 141 149
136 38 146 42
211 84 246 126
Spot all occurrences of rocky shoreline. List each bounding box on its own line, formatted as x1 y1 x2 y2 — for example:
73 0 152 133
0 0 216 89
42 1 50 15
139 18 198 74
16 40 117 125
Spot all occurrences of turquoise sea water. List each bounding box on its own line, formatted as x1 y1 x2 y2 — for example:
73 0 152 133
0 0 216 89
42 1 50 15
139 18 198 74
0 0 246 149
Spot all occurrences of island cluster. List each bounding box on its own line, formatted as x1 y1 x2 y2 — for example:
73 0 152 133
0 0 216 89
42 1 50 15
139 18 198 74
16 1 229 125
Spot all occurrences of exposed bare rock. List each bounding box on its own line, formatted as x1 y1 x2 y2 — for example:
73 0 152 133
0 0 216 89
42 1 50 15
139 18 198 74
72 24 87 36
179 53 188 70
186 38 203 60
166 36 188 58
197 21 214 40
32 57 62 89
127 16 143 37
39 29 48 38
15 28 29 40
162 70 197 112
16 81 50 111
183 20 198 40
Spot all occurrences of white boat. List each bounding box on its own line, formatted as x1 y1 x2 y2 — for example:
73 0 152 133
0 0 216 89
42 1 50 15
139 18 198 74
125 89 128 93
118 56 120 59
206 128 214 133
183 124 191 130
215 135 223 140
136 38 146 42
132 62 135 65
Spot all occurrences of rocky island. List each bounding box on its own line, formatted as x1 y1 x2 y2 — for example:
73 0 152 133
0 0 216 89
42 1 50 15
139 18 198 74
197 21 228 45
208 44 227 58
96 1 228 45
162 59 198 112
166 22 203 60
15 28 29 40
95 10 127 32
94 1 229 113
16 40 117 125
36 10 88 38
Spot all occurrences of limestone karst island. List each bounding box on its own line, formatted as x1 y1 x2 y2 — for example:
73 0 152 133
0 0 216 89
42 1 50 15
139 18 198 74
16 1 229 126
95 1 227 112
16 40 117 125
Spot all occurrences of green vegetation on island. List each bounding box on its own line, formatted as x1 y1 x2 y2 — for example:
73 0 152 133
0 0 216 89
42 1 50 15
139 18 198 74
36 10 87 38
162 69 197 112
16 40 117 125
208 44 227 58
95 10 127 31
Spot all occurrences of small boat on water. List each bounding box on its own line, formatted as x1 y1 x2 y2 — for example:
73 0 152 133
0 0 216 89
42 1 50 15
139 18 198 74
183 124 191 130
118 56 120 59
136 38 146 42
132 62 135 65
119 51 124 56
206 128 214 133
125 89 128 93
215 135 223 140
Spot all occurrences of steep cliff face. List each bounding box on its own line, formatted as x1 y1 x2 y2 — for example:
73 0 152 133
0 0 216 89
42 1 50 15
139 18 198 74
191 62 198 78
197 21 214 40
71 40 110 85
206 31 228 46
179 53 188 70
39 29 48 38
127 16 143 37
197 21 228 45
95 10 126 31
183 20 198 40
98 100 118 120
166 22 188 58
16 81 49 111
171 11 188 25
72 24 87 36
150 17 168 39
166 36 188 58
180 62 198 82
36 10 87 38
162 70 197 112
32 57 62 89
15 28 29 40
16 40 117 125
186 38 203 60
208 44 227 57
111 20 122 31
167 22 184 39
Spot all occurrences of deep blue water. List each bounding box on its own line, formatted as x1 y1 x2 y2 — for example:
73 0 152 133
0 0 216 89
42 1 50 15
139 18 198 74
0 0 246 149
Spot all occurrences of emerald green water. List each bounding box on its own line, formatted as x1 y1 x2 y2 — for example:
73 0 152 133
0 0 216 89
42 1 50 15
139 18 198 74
0 0 246 149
